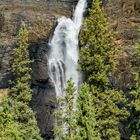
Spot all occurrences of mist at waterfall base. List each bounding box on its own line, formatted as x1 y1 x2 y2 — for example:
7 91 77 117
48 0 87 97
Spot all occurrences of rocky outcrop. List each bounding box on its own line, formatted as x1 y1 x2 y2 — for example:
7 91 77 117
0 41 14 88
104 0 140 92
29 39 56 139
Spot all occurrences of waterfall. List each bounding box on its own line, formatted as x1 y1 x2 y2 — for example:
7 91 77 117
48 0 87 96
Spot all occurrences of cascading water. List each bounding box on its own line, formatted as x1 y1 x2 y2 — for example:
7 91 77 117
48 0 87 96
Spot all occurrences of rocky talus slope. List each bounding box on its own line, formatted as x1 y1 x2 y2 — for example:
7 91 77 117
0 0 140 139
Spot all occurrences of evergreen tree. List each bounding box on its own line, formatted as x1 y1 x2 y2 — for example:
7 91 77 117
54 80 100 140
11 22 42 140
0 97 22 140
91 87 128 140
128 42 140 140
54 79 76 140
79 0 129 139
75 84 100 140
0 22 42 140
79 0 116 88
11 22 32 102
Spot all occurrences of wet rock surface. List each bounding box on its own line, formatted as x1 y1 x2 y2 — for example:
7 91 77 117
29 38 57 139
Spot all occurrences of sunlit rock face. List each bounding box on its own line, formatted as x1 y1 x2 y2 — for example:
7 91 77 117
0 0 76 42
103 0 140 93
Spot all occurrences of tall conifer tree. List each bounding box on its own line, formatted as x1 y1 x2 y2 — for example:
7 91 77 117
11 22 42 140
75 84 100 140
79 0 129 139
128 42 140 140
0 22 42 140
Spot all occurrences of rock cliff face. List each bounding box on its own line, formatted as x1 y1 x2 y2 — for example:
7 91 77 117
29 39 56 139
0 1 77 139
0 0 76 88
105 0 140 92
0 0 140 139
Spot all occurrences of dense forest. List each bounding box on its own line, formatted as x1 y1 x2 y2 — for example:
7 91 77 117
0 0 139 140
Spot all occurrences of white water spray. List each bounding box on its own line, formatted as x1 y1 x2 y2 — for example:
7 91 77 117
48 0 87 96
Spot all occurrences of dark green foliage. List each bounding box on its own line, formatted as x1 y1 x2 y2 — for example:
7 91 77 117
91 87 128 140
128 42 140 140
11 22 32 102
79 0 117 88
75 84 100 140
79 0 129 139
54 79 76 140
0 22 42 140
0 97 22 140
54 80 100 140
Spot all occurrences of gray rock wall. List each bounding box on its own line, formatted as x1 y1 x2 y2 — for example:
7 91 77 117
29 39 57 139
0 0 76 88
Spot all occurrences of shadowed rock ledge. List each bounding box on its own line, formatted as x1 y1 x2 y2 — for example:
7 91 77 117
29 38 57 139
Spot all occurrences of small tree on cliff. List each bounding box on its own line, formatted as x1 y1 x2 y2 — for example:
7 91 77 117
0 22 42 140
11 22 32 102
128 42 140 140
11 22 42 140
79 0 129 139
